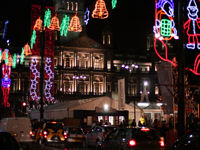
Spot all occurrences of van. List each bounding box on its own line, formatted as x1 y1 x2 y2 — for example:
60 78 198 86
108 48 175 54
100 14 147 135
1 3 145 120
0 117 33 146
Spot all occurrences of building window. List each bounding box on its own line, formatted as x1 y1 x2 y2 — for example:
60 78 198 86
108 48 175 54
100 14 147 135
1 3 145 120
103 35 105 45
107 34 111 45
155 86 159 95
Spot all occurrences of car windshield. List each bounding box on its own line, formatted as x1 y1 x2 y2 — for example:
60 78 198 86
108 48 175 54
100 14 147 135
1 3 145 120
45 123 63 131
67 128 83 134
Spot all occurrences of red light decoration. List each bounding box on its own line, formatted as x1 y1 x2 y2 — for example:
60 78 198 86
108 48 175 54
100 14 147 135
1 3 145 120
186 53 200 75
1 64 11 107
68 13 82 32
48 13 60 31
33 17 43 32
92 0 109 19
129 139 136 146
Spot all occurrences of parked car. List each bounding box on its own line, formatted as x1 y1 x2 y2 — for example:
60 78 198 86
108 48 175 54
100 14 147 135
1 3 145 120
97 127 165 150
64 127 85 147
0 131 23 150
0 117 33 149
172 131 200 150
83 125 117 148
35 121 67 146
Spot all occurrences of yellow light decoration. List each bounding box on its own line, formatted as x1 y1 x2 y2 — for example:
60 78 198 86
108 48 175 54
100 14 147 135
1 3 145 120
48 13 60 31
92 0 109 19
24 43 32 56
7 55 13 67
33 17 43 31
68 13 82 32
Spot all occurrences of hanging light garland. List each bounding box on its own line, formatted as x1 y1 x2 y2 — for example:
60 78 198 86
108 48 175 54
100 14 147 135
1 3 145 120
44 8 51 28
60 15 70 36
92 0 109 19
68 12 82 32
48 13 60 31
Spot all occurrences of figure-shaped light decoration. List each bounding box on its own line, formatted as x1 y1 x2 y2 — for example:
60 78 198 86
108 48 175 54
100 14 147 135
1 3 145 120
60 15 70 36
12 53 16 68
33 17 43 31
7 55 13 67
30 57 40 101
184 0 200 50
48 13 60 31
44 8 51 28
1 64 11 107
68 13 82 32
31 30 37 49
92 0 109 19
153 0 178 67
24 43 32 56
84 8 90 25
112 0 117 9
44 57 54 102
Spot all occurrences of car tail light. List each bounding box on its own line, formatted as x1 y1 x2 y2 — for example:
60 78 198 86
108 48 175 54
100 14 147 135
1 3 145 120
140 127 150 132
129 139 136 146
43 131 47 138
64 131 67 139
160 137 165 147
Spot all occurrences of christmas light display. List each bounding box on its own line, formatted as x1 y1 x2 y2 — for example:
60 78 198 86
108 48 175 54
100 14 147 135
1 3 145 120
112 0 117 9
3 20 9 40
1 64 11 107
49 13 60 31
68 13 82 32
20 48 24 64
153 0 178 67
24 43 32 56
31 30 37 49
33 17 43 31
0 49 2 62
30 57 40 101
186 53 200 75
12 53 16 68
184 0 200 50
44 8 51 28
84 8 90 25
92 0 109 19
7 55 13 67
44 57 54 102
60 15 70 36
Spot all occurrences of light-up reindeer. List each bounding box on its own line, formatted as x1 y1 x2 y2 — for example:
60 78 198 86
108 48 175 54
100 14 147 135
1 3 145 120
1 64 11 107
153 0 178 67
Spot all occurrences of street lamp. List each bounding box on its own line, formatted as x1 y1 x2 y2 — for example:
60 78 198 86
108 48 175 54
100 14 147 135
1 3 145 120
104 104 109 111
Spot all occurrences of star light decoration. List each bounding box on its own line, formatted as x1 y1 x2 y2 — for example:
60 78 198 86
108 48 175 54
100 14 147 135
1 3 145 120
92 0 109 19
68 13 82 32
60 15 70 36
30 57 40 101
44 57 54 102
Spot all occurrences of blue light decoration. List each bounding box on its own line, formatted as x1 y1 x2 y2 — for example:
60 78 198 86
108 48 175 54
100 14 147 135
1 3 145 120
153 0 178 67
44 57 54 102
2 20 9 40
60 15 70 36
184 0 200 50
84 8 90 25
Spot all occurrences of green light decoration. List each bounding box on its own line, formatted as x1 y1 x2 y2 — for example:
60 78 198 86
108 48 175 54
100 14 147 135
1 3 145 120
60 15 70 37
161 19 171 37
30 30 36 49
112 0 117 9
20 48 24 64
12 53 16 68
44 8 51 28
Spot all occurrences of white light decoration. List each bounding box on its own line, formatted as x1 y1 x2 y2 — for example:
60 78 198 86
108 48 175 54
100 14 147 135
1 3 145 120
30 58 40 101
44 57 54 102
137 102 150 107
104 104 109 111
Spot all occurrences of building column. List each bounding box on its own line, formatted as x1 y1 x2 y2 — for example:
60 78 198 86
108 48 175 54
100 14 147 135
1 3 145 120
74 51 77 67
103 75 106 93
90 74 93 93
90 53 93 68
